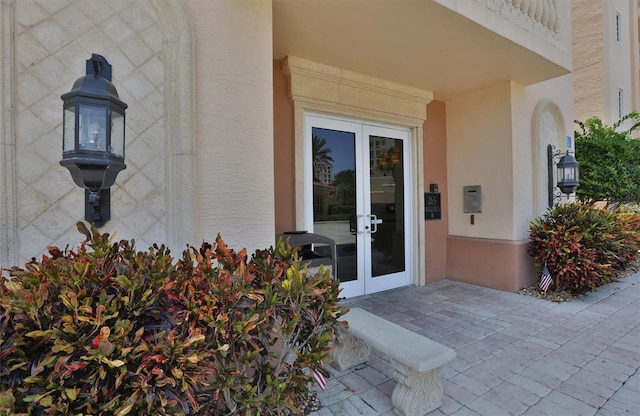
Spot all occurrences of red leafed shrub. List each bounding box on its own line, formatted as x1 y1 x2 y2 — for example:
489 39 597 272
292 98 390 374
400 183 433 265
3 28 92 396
172 236 347 415
528 202 640 293
0 223 208 415
0 223 347 415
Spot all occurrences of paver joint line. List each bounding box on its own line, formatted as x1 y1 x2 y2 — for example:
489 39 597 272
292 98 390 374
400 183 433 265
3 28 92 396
309 275 640 416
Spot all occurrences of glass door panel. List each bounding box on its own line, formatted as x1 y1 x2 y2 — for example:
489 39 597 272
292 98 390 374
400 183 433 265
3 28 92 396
362 125 411 294
305 115 411 297
311 127 358 283
368 135 405 278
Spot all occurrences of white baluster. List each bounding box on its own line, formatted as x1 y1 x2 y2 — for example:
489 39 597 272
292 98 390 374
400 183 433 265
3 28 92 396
540 0 550 27
535 0 544 21
527 0 537 19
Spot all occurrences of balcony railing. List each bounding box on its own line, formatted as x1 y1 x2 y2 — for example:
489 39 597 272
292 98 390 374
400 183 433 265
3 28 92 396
478 0 560 45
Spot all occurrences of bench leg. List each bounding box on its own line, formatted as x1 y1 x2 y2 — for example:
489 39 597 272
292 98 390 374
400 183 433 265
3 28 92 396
329 327 371 371
391 360 444 416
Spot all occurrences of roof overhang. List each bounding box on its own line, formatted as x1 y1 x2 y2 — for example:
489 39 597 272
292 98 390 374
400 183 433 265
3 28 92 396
273 0 571 101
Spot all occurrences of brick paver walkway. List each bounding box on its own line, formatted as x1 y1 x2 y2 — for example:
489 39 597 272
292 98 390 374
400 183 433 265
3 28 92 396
309 273 640 415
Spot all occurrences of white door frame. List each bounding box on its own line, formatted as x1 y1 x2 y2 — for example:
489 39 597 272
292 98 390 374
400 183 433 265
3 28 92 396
282 56 433 295
362 123 413 295
304 114 413 297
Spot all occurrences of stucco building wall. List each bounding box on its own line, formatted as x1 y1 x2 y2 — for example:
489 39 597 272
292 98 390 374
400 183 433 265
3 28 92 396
184 0 275 251
1 0 274 269
445 74 573 291
6 0 169 264
572 0 606 123
423 100 449 283
273 60 296 235
2 0 575 295
572 0 640 125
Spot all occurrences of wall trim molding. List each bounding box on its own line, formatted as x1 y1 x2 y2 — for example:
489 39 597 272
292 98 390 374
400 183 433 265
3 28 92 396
0 0 18 268
146 0 197 250
531 99 565 217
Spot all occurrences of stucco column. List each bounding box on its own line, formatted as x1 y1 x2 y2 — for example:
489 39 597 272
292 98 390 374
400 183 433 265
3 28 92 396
184 1 275 251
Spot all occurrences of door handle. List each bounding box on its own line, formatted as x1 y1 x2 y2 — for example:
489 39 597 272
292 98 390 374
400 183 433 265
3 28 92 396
357 214 365 234
369 214 383 234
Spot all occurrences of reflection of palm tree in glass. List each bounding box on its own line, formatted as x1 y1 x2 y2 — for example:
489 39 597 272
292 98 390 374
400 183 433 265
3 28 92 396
334 170 355 205
312 135 334 181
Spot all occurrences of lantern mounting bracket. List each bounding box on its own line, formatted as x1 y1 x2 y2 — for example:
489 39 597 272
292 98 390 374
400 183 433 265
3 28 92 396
88 53 111 81
86 189 110 228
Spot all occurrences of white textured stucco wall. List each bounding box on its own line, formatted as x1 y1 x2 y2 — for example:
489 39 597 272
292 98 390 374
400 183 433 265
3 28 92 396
1 0 275 268
4 0 169 264
184 1 275 252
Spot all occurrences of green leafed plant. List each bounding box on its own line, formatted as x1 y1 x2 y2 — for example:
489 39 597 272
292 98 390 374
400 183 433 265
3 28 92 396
575 112 640 205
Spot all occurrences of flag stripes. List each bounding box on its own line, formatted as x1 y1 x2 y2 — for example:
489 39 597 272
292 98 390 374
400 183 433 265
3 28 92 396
539 265 552 293
313 367 326 390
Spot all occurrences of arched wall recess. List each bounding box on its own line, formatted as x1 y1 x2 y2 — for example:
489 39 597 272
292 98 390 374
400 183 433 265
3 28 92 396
531 99 566 216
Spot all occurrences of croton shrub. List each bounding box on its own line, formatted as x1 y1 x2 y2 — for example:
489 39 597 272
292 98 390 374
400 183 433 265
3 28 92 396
0 223 347 415
528 202 640 293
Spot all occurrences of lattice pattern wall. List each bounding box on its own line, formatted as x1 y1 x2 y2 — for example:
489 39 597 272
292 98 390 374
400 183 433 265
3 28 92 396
13 0 166 261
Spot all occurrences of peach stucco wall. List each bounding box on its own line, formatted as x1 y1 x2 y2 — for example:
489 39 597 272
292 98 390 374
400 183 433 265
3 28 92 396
273 59 541 291
447 236 536 292
423 101 448 283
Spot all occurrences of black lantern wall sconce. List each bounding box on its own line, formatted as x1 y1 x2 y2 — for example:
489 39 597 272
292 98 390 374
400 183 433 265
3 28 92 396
60 54 127 227
547 144 579 208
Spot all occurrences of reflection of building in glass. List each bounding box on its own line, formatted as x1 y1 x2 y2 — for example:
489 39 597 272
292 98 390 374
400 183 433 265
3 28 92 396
370 137 401 204
370 138 383 172
312 181 336 221
370 136 400 177
314 162 333 185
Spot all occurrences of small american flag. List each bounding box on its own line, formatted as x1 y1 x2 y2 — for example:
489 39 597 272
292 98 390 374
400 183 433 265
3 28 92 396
313 364 327 390
539 265 552 293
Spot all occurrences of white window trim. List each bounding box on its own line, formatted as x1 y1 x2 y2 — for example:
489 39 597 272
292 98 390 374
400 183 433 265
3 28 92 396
615 10 622 45
618 88 624 120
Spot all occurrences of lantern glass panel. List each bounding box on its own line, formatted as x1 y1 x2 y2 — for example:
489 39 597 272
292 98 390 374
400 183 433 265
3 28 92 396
63 107 76 152
110 111 125 157
79 105 108 151
557 165 565 182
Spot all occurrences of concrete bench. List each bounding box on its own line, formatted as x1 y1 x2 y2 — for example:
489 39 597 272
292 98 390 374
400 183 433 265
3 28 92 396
329 307 456 416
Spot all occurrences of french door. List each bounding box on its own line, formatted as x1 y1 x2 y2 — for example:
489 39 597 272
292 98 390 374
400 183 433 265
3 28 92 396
305 115 412 297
